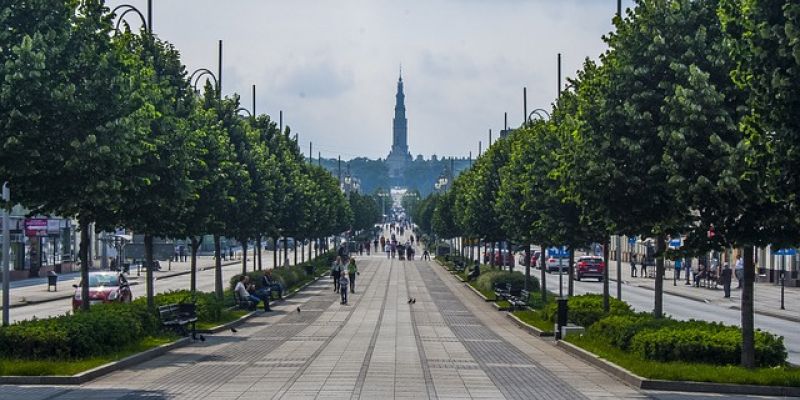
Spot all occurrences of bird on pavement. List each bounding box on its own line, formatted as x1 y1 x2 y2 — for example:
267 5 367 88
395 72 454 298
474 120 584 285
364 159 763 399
297 306 301 313
412 298 416 304
230 327 238 333
407 298 412 304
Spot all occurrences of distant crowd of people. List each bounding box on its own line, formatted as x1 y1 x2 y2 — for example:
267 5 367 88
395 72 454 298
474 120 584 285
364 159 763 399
629 253 745 298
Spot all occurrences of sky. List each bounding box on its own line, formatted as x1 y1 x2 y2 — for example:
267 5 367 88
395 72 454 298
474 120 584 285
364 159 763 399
108 0 633 160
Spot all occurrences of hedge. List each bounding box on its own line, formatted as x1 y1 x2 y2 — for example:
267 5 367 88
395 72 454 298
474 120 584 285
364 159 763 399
0 302 159 360
230 251 335 293
630 326 786 367
473 270 540 294
542 294 633 328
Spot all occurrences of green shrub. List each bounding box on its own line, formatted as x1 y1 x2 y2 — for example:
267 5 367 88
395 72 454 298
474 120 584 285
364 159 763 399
0 302 157 360
630 327 786 367
474 270 539 294
542 294 633 328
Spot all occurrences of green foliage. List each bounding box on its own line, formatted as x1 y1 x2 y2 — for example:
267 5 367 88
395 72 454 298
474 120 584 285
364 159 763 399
630 326 786 367
542 294 633 328
473 270 540 294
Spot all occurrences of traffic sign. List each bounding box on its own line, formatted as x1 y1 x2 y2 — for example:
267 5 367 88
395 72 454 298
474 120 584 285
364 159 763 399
772 248 796 256
669 238 681 248
628 236 637 245
547 246 569 258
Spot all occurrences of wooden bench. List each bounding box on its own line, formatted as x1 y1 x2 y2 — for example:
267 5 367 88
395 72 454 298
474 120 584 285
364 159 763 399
493 283 510 302
510 289 531 311
159 303 198 339
233 291 256 310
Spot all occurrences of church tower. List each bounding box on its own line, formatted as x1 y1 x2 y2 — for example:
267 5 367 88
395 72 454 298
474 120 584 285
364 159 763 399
386 70 412 182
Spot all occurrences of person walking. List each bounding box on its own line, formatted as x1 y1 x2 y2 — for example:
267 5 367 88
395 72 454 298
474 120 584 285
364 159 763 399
332 256 344 293
735 255 744 288
720 262 733 298
385 243 391 259
423 249 430 260
347 258 359 293
339 273 350 304
630 253 637 278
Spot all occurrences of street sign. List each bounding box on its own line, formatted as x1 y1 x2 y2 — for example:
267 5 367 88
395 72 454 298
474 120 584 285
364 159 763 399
628 236 637 245
669 238 681 248
772 248 796 256
24 218 47 236
547 246 569 258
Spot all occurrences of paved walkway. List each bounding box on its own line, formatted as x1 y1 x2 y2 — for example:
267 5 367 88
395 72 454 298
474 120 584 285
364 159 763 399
7 256 766 400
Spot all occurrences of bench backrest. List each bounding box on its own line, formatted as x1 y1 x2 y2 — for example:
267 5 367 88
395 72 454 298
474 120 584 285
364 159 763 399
520 290 530 301
158 304 179 321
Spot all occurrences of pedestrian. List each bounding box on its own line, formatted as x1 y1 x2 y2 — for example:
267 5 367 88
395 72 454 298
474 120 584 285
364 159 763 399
348 258 359 293
468 262 481 282
339 273 350 304
423 249 430 260
720 262 732 298
674 257 682 280
385 243 391 259
640 257 647 278
380 236 385 250
332 256 343 293
406 245 412 261
694 261 705 287
374 238 379 252
735 256 744 288
630 253 637 278
235 276 264 311
358 243 364 256
684 257 692 284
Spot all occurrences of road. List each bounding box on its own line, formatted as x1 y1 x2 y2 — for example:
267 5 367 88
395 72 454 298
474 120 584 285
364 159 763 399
537 269 800 364
9 256 255 323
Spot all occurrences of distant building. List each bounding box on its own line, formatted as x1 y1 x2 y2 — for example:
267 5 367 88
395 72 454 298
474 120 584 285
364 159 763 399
386 71 412 183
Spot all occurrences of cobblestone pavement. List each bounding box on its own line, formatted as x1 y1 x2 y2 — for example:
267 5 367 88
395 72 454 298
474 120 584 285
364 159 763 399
2 257 788 400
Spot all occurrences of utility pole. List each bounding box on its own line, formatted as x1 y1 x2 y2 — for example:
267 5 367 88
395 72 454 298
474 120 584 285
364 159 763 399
478 141 482 157
252 84 256 115
523 87 527 126
279 110 283 133
218 40 223 100
309 142 313 163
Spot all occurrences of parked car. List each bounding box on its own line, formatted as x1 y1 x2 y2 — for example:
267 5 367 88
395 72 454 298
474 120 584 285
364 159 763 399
575 256 605 281
484 250 514 267
546 255 568 273
518 250 542 268
72 272 132 310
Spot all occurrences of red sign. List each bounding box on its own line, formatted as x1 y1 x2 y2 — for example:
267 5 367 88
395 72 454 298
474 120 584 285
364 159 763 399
25 218 47 236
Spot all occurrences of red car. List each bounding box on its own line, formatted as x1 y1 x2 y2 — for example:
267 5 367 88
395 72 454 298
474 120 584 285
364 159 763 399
72 272 132 310
484 250 514 267
575 256 605 281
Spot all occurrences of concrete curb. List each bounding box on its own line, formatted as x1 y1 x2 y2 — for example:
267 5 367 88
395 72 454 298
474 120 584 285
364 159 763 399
556 340 800 397
464 283 493 302
506 312 554 337
0 337 191 385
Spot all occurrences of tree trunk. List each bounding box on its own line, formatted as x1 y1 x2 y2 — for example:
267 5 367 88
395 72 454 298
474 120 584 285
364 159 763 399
603 239 610 312
508 241 514 273
214 234 223 300
144 234 154 310
654 235 666 318
241 240 248 276
190 236 200 293
273 237 278 268
294 240 298 265
79 219 91 312
284 237 289 266
490 241 495 269
524 245 531 291
568 248 575 296
741 245 755 368
257 237 262 271
540 245 547 304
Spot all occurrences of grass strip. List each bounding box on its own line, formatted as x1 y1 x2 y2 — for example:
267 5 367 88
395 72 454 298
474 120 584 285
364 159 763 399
0 336 175 377
512 309 554 333
566 334 800 387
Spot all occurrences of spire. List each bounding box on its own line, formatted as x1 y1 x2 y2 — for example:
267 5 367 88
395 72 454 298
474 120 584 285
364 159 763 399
399 63 403 82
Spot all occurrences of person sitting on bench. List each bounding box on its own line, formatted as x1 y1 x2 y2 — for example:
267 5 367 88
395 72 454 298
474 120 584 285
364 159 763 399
261 270 283 300
468 262 481 282
235 275 264 311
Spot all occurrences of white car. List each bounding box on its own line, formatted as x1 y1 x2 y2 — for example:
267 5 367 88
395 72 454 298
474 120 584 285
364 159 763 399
546 256 568 273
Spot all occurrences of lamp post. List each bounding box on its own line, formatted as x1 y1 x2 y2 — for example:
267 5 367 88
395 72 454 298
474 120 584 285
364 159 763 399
2 182 10 326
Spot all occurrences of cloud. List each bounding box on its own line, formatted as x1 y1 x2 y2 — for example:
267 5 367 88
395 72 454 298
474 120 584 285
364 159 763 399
275 62 355 100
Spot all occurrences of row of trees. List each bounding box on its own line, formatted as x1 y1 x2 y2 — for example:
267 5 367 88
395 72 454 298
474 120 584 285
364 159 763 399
417 0 800 368
0 1 353 310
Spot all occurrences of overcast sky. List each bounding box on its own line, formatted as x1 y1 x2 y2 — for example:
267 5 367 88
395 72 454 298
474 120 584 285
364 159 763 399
108 0 632 160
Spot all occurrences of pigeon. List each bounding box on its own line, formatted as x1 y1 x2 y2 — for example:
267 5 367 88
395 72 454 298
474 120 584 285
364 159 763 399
230 327 238 333
407 298 413 304
297 306 301 313
199 335 206 342
412 298 416 304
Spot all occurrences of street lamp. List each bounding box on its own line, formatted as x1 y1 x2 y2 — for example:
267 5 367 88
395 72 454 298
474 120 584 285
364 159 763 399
526 108 551 125
111 2 151 34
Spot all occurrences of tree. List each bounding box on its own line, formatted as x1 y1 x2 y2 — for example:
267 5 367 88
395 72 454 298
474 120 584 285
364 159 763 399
1 0 152 309
113 31 198 309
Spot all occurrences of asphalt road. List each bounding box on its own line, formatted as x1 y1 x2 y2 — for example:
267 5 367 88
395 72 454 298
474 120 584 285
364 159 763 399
538 269 800 364
8 261 244 323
